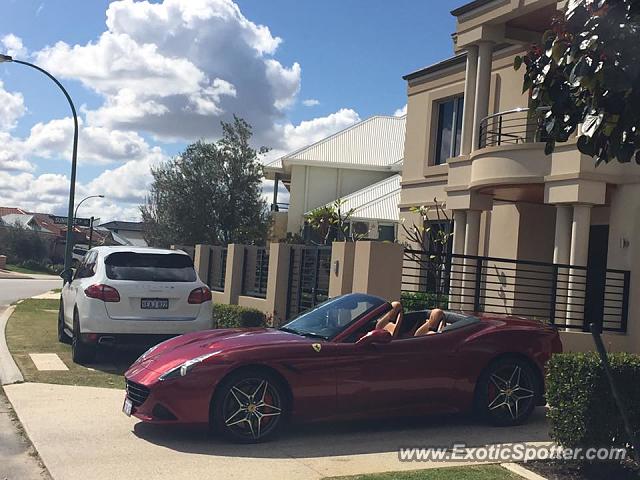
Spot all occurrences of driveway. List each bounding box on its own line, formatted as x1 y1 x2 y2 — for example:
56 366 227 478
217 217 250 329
5 382 552 480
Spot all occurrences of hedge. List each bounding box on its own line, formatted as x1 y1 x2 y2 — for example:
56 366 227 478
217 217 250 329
212 304 267 329
546 352 640 449
400 291 448 312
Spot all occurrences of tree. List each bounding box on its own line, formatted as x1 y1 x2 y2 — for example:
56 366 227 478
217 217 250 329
515 0 640 164
140 116 270 247
304 199 364 245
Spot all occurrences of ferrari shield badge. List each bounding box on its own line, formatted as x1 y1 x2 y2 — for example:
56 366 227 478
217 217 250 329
312 343 322 353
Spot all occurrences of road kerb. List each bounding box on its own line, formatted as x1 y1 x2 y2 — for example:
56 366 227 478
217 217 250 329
0 305 23 385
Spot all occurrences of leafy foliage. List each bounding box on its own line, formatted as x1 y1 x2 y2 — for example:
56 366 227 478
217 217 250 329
140 116 270 247
515 0 640 163
212 303 267 329
546 352 640 449
400 291 449 312
304 199 363 245
0 223 49 264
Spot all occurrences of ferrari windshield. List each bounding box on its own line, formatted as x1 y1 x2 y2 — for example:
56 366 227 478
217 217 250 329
280 294 385 340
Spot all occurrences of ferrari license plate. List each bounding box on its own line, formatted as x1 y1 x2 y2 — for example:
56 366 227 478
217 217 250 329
123 397 133 416
141 298 169 309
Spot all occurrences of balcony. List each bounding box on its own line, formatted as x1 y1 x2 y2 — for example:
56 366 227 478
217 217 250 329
478 107 547 149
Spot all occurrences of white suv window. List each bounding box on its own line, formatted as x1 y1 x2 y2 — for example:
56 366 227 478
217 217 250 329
104 252 196 282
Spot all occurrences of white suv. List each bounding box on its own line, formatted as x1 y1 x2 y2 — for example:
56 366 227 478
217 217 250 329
59 246 213 363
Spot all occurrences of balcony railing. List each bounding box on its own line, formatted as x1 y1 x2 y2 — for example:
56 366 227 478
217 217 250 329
478 107 548 149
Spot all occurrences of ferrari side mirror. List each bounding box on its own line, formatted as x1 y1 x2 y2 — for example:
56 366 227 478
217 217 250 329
357 329 392 347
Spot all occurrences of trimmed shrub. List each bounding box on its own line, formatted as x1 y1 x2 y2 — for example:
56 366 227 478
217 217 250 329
400 291 448 312
212 303 267 329
546 352 640 449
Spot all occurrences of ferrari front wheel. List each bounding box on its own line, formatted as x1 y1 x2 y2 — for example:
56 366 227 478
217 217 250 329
212 370 286 443
476 358 538 427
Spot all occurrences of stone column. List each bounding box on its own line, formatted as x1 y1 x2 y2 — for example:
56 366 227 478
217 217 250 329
352 241 404 301
567 205 592 328
328 241 356 298
450 210 467 309
221 244 245 305
462 210 482 310
471 41 493 151
553 205 573 325
193 244 212 285
265 242 290 326
460 46 478 156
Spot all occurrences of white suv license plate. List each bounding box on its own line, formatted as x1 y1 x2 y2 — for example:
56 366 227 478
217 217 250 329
123 397 133 416
141 298 169 309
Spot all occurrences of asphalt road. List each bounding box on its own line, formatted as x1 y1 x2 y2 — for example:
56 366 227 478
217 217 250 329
0 277 58 480
0 277 62 307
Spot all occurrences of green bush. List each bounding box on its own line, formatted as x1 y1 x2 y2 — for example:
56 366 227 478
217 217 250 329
400 291 448 312
546 352 640 449
212 304 267 329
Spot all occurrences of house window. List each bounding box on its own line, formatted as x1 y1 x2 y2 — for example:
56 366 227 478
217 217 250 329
434 95 464 165
378 224 395 242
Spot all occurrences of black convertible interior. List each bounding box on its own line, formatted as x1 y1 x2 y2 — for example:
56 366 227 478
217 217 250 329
396 310 481 337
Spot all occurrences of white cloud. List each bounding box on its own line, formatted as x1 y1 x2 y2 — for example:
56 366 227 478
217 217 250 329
24 116 165 165
1 34 27 58
0 80 26 130
302 98 320 107
33 0 302 143
394 104 407 117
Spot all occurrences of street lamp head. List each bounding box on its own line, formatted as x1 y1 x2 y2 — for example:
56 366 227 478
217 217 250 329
98 194 105 198
0 53 14 63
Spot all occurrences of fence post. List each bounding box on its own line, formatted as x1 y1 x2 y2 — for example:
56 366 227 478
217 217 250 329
193 244 212 285
265 242 290 326
473 257 483 313
352 241 403 301
222 244 245 305
549 264 558 325
328 241 356 297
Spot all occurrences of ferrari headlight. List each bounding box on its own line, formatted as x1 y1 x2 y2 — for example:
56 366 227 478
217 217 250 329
158 351 219 381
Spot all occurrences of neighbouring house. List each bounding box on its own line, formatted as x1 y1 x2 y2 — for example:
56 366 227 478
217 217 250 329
399 0 640 353
0 206 116 262
263 115 405 241
98 221 148 247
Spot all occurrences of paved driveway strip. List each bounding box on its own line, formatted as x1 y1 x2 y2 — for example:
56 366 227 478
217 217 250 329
5 382 553 480
0 306 23 385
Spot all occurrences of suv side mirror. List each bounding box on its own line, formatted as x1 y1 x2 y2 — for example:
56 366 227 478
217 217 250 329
356 329 392 347
60 268 74 284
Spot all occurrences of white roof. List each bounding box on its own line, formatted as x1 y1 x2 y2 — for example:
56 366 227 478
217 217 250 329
91 246 187 256
266 115 405 172
307 174 401 223
0 214 46 231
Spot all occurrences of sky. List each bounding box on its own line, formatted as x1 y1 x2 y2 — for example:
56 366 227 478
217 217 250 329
0 0 462 222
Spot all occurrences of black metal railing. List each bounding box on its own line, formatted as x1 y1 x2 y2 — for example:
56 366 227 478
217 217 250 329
478 107 548 149
242 246 269 298
286 245 332 319
402 249 630 333
207 246 227 292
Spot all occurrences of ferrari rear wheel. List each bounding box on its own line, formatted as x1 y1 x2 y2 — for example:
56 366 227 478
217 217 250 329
476 358 538 427
212 370 286 443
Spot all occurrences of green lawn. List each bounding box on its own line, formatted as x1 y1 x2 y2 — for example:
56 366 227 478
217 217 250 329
5 264 50 275
324 465 522 480
5 298 135 389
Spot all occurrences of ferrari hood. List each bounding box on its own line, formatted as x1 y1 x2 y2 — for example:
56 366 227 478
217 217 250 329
129 328 309 374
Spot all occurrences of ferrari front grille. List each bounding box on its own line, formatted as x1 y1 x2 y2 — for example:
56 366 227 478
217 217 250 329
126 380 150 407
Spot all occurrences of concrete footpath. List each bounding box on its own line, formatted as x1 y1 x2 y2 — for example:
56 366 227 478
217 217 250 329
4 382 553 480
0 306 23 385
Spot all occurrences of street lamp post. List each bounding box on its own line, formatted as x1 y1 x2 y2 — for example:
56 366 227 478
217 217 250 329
1 53 79 284
74 194 104 221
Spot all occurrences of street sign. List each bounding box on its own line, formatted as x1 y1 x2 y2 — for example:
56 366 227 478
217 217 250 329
51 215 92 227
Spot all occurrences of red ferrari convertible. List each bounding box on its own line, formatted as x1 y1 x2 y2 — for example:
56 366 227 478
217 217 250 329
124 293 562 442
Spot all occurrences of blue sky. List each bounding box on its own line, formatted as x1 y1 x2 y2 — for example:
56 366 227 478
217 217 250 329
0 0 461 221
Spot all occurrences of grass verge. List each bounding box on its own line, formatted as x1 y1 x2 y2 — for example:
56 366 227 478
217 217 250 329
5 264 51 275
323 465 522 480
5 298 133 389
